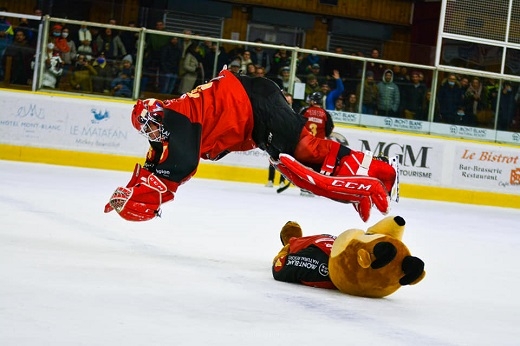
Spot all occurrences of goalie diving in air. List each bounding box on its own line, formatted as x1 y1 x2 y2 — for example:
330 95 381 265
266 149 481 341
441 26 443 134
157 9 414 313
104 67 399 222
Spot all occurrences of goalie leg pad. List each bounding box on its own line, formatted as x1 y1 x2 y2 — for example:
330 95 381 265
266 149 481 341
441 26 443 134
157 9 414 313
336 150 397 195
271 154 390 221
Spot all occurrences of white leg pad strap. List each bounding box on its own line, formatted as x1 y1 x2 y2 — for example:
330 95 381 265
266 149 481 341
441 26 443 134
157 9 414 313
356 151 373 176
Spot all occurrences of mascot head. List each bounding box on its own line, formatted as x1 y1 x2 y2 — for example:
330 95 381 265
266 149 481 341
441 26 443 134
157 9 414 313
329 216 425 298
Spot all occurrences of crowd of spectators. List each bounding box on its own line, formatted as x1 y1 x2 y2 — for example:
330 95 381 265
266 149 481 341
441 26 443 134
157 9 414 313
1 7 519 131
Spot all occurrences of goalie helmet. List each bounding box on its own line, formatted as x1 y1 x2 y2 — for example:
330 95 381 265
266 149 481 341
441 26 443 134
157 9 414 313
131 98 167 142
308 91 323 104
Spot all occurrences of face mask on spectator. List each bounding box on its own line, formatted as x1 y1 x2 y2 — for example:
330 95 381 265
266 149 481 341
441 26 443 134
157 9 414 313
62 32 69 38
53 31 61 37
448 81 455 86
97 57 105 64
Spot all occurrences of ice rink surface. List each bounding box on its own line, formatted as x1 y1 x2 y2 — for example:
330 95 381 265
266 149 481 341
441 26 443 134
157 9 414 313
1 160 519 346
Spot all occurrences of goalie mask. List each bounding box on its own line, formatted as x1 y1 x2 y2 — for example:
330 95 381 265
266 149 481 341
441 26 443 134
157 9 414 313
131 98 167 142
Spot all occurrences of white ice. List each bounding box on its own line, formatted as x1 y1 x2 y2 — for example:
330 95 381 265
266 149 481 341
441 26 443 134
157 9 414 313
1 160 519 346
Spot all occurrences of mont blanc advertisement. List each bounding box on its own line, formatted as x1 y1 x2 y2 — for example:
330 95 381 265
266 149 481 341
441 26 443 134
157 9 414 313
0 90 147 156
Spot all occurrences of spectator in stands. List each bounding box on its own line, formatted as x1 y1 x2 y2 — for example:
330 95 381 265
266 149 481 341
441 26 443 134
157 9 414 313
368 48 385 82
22 7 42 47
60 26 77 69
271 46 291 78
70 54 96 92
78 24 92 46
95 27 126 64
3 29 34 85
119 54 135 78
41 42 63 89
228 59 241 75
77 32 94 62
51 24 69 60
159 35 181 94
505 84 520 131
274 66 301 92
255 65 266 77
459 76 469 92
323 46 350 84
202 41 228 80
309 63 326 86
77 25 93 59
246 62 256 77
250 38 271 75
344 93 358 113
120 21 138 60
239 50 253 74
294 73 321 111
334 97 345 111
323 69 344 111
377 69 400 117
436 73 464 124
356 70 378 115
111 69 133 97
298 45 321 76
92 52 116 93
401 70 428 120
0 8 14 80
178 41 202 94
463 76 488 127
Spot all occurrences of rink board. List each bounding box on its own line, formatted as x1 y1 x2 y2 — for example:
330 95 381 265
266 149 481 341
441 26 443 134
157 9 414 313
0 89 519 209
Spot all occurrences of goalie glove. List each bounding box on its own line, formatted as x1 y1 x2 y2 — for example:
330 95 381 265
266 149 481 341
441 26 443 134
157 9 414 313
104 163 152 213
104 164 177 222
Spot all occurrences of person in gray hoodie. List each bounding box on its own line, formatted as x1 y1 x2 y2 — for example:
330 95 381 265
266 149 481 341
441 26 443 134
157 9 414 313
377 69 400 117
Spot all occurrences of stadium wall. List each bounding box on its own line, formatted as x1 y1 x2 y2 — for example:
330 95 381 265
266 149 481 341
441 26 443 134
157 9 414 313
1 89 519 209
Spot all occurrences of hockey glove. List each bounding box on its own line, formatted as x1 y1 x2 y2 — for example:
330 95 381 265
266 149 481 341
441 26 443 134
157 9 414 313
104 163 152 213
105 164 177 222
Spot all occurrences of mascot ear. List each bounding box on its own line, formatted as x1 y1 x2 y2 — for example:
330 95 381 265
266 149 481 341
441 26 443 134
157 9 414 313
357 249 372 268
400 256 426 285
371 242 397 269
367 215 405 240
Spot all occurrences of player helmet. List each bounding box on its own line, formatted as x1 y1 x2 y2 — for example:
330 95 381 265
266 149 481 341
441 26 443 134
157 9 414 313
309 91 323 104
131 98 167 142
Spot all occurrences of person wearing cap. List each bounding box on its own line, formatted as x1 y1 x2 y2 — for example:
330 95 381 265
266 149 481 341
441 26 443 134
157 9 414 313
275 66 301 92
228 59 241 75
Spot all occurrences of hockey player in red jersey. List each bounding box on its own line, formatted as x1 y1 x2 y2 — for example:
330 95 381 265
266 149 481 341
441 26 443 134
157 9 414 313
105 67 398 223
300 91 334 140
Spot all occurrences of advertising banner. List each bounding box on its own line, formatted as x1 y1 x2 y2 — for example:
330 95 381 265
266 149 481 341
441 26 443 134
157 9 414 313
0 91 147 156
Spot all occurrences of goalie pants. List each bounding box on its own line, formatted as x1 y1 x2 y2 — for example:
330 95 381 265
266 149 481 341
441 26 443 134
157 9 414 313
237 73 350 170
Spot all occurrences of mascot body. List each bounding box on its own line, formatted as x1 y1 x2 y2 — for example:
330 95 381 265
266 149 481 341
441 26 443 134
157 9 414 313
272 216 425 298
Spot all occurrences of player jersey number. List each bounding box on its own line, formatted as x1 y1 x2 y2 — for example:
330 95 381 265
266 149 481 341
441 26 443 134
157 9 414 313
308 123 318 136
186 82 214 99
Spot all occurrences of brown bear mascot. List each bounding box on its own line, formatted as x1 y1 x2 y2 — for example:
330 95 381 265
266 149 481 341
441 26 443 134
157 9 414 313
272 215 425 298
